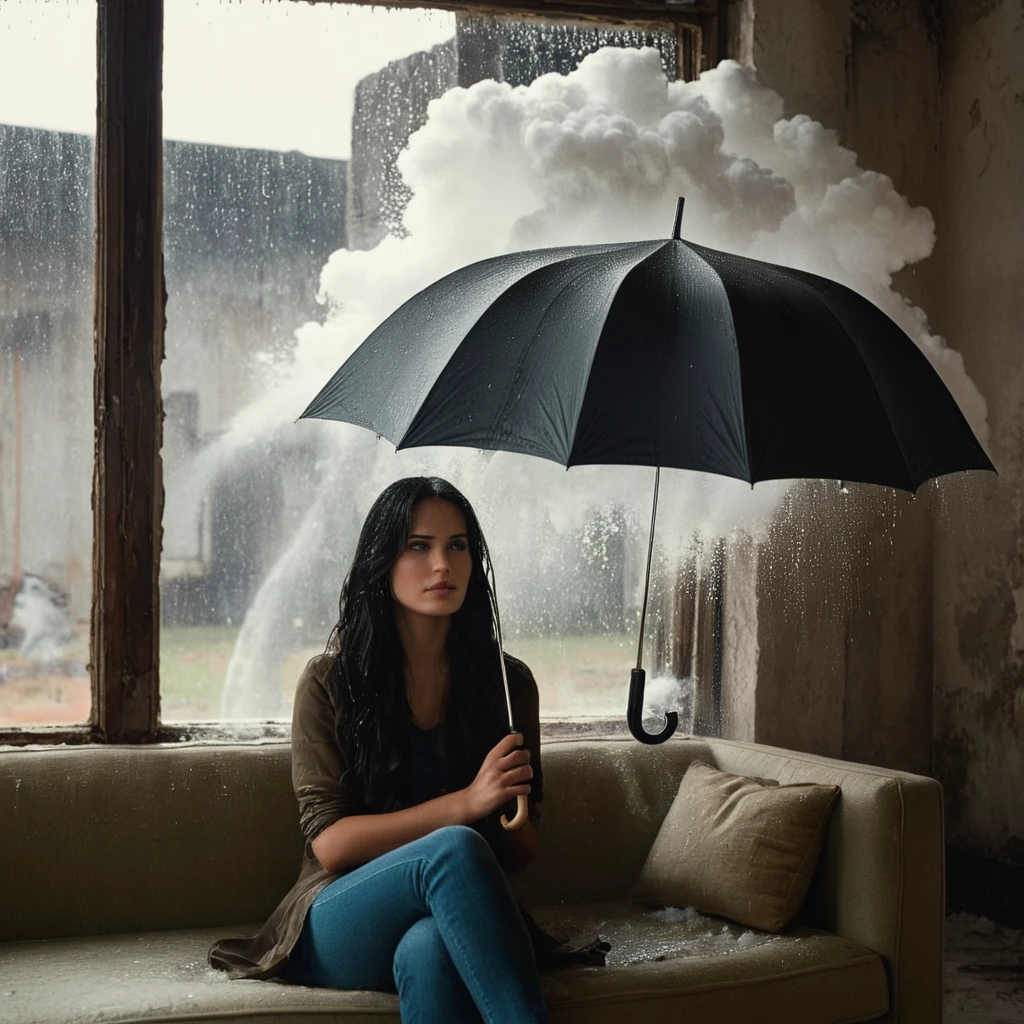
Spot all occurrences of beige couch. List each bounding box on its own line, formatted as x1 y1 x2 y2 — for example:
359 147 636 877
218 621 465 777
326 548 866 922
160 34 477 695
0 736 943 1023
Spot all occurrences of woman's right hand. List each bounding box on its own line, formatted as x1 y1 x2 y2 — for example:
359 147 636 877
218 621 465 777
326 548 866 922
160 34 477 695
461 732 533 823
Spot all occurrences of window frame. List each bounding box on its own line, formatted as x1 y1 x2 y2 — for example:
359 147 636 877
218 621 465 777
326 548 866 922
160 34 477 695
0 0 725 748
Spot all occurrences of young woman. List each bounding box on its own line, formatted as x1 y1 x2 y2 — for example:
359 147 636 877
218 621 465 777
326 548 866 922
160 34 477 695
209 476 603 1022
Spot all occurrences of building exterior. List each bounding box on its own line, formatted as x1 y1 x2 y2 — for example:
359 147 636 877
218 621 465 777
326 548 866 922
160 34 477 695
347 15 677 249
0 127 347 633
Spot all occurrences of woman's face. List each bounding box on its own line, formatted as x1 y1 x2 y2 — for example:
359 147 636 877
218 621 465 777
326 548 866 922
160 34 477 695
390 498 472 618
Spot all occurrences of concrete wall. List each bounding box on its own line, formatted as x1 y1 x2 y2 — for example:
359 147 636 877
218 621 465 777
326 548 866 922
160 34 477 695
732 0 1023 889
931 0 1024 872
346 39 458 251
346 16 678 250
727 1 941 778
744 483 935 777
162 139 347 435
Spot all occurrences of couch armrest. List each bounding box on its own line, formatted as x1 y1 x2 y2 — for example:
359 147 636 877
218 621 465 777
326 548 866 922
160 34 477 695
702 738 944 1024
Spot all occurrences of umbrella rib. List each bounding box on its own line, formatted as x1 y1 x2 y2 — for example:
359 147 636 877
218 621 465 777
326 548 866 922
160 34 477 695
394 275 547 450
692 244 917 489
399 245 634 454
782 273 918 489
565 241 667 466
674 243 753 475
493 243 663 464
492 265 595 437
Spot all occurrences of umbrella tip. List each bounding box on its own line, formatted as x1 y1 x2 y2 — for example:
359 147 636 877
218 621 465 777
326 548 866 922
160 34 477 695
672 197 685 240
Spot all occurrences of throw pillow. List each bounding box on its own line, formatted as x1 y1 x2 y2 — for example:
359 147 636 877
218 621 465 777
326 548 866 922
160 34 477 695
631 760 840 932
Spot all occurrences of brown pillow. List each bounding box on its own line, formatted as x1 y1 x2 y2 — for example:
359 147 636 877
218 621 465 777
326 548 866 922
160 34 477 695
631 760 840 932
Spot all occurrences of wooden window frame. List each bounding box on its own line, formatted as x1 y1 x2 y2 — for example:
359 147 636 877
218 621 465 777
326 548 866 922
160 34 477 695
0 0 725 748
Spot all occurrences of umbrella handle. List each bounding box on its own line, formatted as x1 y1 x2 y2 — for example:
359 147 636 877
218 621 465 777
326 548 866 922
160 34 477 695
501 794 529 831
627 668 678 745
500 727 530 831
628 466 676 745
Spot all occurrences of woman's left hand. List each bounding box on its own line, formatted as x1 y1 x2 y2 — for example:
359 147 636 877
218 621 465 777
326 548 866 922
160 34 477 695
460 731 533 822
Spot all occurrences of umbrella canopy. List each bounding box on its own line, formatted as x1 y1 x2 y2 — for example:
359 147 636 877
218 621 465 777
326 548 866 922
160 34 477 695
301 199 994 755
303 209 993 492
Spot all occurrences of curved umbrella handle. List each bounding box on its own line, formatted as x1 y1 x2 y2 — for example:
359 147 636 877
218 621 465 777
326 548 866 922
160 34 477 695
500 728 530 831
627 668 678 745
500 793 529 831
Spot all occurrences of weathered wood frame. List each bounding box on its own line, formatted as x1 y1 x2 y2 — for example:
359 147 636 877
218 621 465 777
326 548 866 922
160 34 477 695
0 0 725 747
91 0 165 744
0 0 165 747
332 0 726 72
322 0 721 30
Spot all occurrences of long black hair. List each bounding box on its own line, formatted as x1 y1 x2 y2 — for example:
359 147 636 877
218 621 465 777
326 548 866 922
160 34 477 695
326 477 508 811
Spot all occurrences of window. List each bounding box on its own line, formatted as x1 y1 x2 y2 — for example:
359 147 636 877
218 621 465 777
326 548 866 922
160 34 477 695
1 0 724 744
0 0 95 730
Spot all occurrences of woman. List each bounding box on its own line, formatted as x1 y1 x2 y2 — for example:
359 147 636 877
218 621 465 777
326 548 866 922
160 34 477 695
209 477 602 1022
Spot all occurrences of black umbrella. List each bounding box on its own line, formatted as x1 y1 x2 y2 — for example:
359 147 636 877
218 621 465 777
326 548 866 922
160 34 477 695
301 198 994 813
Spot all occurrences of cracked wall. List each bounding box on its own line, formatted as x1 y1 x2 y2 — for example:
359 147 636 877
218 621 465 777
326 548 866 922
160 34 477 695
932 0 1024 866
739 0 941 778
739 0 1022 869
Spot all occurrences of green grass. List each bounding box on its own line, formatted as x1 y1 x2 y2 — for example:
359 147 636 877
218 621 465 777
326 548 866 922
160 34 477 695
157 625 635 721
0 625 637 725
159 625 241 719
498 632 635 717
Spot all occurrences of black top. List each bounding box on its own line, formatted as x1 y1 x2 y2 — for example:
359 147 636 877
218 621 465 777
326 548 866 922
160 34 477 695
407 718 450 805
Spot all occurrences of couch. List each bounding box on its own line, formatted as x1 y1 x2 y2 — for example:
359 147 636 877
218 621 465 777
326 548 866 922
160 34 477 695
0 735 944 1023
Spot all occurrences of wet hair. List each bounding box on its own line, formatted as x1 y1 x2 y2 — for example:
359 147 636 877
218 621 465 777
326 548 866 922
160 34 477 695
325 477 507 811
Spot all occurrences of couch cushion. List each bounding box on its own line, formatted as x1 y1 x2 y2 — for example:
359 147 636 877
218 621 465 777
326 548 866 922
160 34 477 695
537 902 888 1024
0 905 888 1024
0 740 722 943
703 738 945 1024
509 738 716 907
631 760 840 931
0 744 303 943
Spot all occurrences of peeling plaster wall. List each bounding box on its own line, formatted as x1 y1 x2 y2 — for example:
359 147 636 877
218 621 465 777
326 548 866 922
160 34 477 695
739 0 1023 868
748 0 852 137
739 1 941 777
932 0 1024 866
750 483 934 775
720 535 758 742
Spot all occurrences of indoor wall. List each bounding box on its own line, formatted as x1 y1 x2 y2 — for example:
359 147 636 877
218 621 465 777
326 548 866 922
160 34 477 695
931 0 1023 909
724 0 1022 918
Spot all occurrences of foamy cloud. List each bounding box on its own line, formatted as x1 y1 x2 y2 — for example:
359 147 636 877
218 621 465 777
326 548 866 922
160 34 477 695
387 49 986 440
197 46 991 713
224 44 989 528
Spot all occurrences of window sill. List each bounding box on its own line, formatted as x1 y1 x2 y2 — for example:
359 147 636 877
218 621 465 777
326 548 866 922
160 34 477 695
1 716 646 747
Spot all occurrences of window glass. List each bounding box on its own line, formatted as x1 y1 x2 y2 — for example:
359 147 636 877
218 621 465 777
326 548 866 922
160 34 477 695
0 0 95 727
160 0 689 730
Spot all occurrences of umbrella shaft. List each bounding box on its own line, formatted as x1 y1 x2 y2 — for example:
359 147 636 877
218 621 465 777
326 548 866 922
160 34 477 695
492 588 515 729
636 465 661 670
672 197 685 240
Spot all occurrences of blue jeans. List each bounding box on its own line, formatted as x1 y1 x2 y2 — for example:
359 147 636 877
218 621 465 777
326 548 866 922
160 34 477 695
282 825 551 1024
